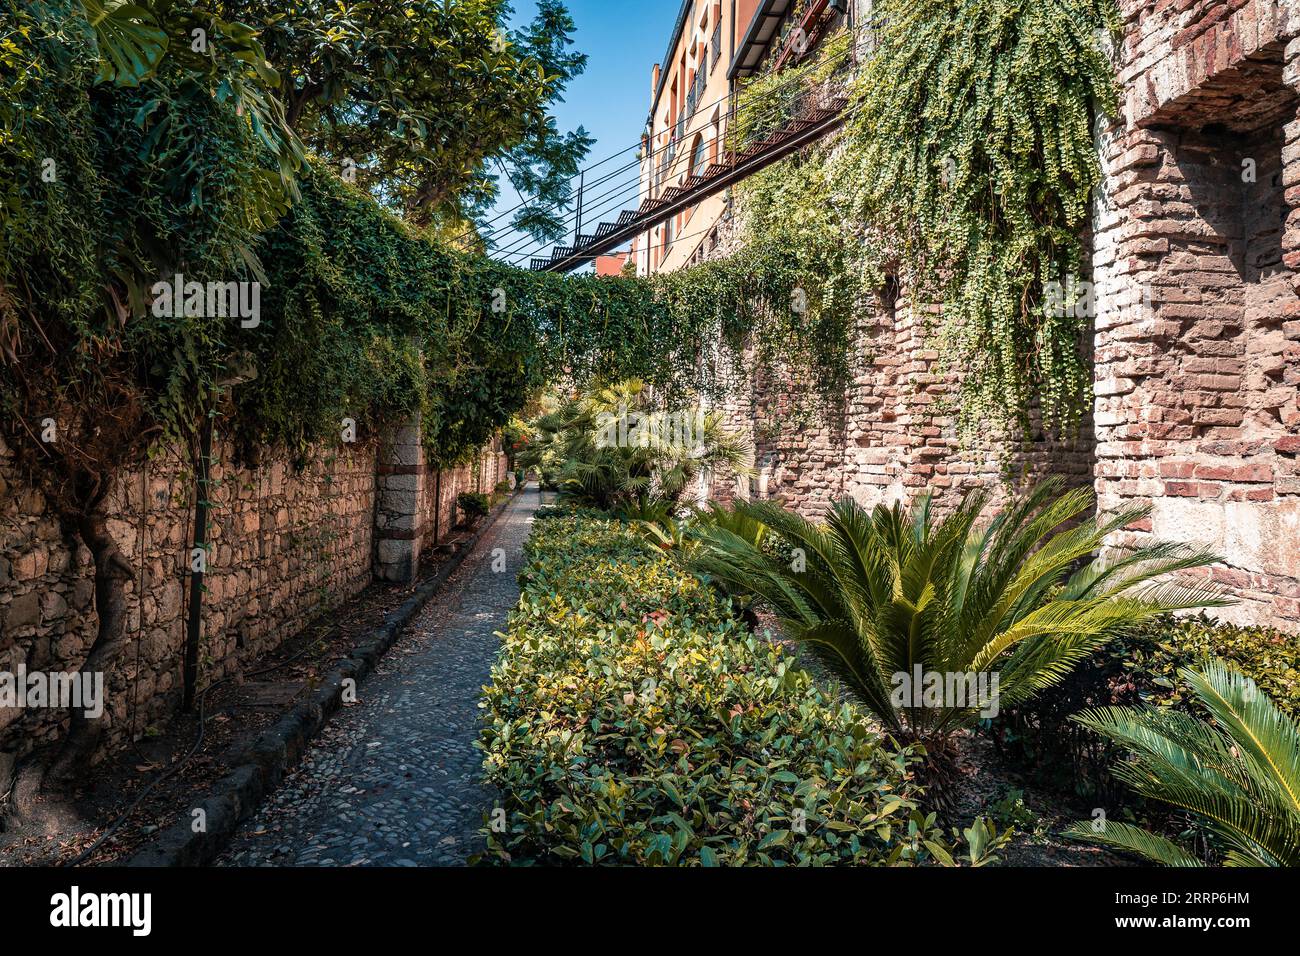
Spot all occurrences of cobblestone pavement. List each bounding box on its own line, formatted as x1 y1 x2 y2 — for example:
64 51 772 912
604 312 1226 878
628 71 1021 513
218 487 540 867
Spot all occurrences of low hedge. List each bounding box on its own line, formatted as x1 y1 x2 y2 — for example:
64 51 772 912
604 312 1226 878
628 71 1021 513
457 491 491 519
478 514 961 866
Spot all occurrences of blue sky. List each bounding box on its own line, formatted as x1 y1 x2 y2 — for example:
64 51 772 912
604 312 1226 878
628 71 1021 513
490 0 680 264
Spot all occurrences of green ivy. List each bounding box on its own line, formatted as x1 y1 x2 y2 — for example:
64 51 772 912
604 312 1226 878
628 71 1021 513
3 0 1121 517
706 4 1119 440
842 0 1118 436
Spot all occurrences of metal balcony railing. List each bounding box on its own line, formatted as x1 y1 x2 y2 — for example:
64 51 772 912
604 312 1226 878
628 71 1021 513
530 81 850 272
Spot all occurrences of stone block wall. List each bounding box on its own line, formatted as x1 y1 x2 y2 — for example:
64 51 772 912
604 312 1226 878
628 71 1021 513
1 422 509 768
0 434 377 765
375 429 511 581
415 440 510 557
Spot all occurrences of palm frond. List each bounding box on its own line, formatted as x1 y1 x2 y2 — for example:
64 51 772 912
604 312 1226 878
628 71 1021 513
1062 820 1205 867
689 480 1226 767
1068 662 1300 867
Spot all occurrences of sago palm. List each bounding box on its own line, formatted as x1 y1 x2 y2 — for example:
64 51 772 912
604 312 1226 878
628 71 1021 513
689 478 1226 749
518 380 752 511
1064 660 1300 866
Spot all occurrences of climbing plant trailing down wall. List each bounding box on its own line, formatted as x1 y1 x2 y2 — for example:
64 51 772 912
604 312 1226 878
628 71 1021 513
842 0 1119 437
713 5 1120 439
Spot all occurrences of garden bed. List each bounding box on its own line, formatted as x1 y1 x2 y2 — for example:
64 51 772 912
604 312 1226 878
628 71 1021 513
479 513 981 866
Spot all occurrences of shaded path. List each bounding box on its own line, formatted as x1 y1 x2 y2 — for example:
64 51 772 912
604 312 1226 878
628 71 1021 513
218 487 539 867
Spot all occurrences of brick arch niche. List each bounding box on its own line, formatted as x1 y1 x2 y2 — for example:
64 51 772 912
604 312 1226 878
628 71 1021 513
1093 1 1300 630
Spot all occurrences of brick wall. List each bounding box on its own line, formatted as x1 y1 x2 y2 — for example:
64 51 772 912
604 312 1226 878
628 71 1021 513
1092 0 1300 630
707 0 1300 632
709 288 1095 519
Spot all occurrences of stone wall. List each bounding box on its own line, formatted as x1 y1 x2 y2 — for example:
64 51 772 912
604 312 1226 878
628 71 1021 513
1 423 510 769
0 434 377 766
375 428 511 581
416 440 511 556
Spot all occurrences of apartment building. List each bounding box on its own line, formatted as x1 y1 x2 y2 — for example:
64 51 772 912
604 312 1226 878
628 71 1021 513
632 0 857 276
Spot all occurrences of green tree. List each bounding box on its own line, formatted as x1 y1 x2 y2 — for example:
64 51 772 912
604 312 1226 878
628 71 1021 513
0 1 294 816
215 0 591 238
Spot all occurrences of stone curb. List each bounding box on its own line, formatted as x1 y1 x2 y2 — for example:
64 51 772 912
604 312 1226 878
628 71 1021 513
124 489 522 867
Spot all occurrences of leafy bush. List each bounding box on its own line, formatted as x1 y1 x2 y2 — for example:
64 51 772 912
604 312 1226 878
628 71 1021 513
994 613 1300 799
457 491 491 519
1117 614 1300 717
1065 661 1300 867
516 379 752 512
478 515 1002 866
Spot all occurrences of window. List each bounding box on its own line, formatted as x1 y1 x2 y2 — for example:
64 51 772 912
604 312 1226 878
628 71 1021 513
692 135 709 177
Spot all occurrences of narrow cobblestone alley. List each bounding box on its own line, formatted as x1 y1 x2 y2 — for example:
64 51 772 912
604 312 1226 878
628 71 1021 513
218 487 540 867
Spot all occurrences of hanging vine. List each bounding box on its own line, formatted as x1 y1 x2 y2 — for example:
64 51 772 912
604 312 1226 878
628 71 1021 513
841 0 1118 436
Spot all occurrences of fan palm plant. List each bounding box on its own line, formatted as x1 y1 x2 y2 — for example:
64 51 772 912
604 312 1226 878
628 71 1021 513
517 380 752 512
689 479 1226 755
1064 660 1300 866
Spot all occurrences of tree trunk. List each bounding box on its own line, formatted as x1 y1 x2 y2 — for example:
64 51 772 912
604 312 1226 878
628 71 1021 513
45 508 133 785
2 506 132 827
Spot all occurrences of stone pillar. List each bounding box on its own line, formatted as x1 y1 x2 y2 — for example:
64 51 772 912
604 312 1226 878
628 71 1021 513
374 413 425 583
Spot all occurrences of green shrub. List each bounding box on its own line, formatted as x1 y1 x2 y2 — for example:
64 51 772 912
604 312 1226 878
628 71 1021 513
457 491 491 519
478 515 1003 866
1117 613 1300 717
994 613 1300 800
1065 660 1300 867
516 379 752 511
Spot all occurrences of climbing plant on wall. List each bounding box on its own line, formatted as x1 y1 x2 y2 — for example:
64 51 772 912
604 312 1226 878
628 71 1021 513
0 0 297 807
0 0 606 813
842 0 1118 436
711 2 1119 438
